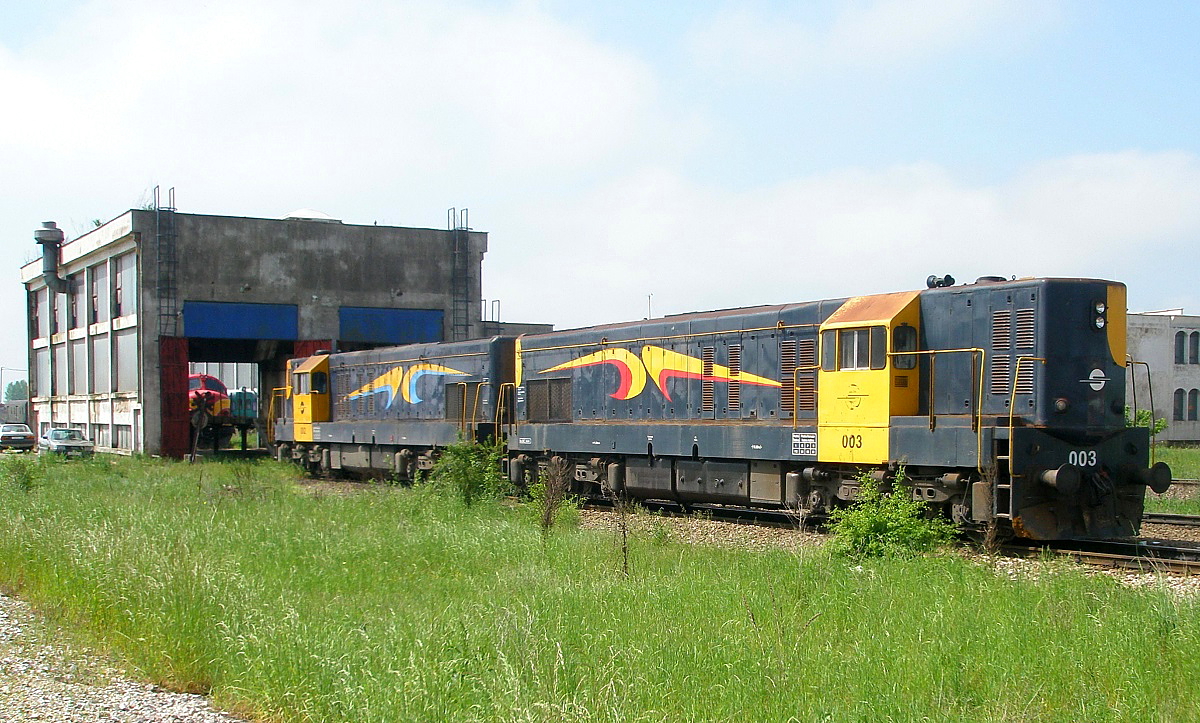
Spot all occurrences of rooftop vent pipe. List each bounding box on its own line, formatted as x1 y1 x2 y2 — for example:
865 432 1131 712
34 221 69 294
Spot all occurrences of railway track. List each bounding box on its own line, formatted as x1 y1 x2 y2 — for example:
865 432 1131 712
1006 537 1200 574
1143 512 1200 527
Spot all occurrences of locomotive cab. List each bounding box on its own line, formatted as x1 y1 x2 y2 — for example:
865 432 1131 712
291 353 330 442
817 290 921 464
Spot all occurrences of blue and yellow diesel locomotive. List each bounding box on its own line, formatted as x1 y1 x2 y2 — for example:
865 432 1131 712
273 276 1171 540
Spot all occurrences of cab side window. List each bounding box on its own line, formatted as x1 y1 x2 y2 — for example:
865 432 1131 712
822 326 889 371
893 324 918 370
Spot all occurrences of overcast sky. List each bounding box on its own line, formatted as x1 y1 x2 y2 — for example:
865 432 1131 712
2 0 1198 377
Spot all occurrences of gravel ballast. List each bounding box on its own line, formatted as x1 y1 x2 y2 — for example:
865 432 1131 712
0 592 243 722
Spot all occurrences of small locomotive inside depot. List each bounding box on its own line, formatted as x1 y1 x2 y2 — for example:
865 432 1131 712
272 276 1172 540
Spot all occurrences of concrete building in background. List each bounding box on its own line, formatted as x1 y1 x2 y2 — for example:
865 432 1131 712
21 202 548 456
1127 310 1200 443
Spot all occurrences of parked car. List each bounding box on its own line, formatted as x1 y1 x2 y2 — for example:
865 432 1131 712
39 428 95 457
0 423 35 451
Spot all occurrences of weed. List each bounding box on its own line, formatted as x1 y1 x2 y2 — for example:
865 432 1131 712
827 468 956 559
529 456 573 545
1 454 39 492
427 440 511 506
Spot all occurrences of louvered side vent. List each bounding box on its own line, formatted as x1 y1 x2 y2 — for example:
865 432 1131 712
366 367 376 416
701 346 715 412
798 339 816 368
796 378 816 411
989 356 1011 395
780 340 797 415
992 310 1012 350
894 375 909 388
1015 308 1037 349
1015 362 1035 395
334 369 348 419
797 337 817 412
727 344 741 411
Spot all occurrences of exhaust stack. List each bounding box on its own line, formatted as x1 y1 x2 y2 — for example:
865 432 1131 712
34 221 69 294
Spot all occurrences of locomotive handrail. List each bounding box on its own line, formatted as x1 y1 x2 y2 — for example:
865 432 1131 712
1007 356 1047 462
266 386 290 444
495 382 516 432
889 347 987 469
452 381 470 435
1127 358 1160 463
471 382 484 432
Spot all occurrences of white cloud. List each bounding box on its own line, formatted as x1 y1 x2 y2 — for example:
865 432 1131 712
688 0 1057 76
485 150 1200 328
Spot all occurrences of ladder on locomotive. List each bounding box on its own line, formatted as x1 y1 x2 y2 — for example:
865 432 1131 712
992 434 1013 520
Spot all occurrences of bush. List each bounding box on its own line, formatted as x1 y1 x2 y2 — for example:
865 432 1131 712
1 454 40 492
426 440 511 506
827 469 956 559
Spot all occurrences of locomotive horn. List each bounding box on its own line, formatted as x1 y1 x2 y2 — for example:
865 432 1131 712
926 274 955 289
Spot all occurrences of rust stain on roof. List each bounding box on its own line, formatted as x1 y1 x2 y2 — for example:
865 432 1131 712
823 290 921 327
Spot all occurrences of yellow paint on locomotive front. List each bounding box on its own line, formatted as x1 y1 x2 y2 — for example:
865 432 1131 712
1107 282 1127 367
817 291 921 464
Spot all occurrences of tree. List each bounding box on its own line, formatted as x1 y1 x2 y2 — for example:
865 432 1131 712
4 380 27 403
1125 406 1167 435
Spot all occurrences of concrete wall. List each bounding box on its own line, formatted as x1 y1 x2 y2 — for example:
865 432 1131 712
155 211 486 342
1127 312 1200 443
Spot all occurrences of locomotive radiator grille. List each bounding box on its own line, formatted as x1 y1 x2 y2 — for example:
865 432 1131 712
1015 308 1037 348
701 347 715 413
780 340 797 415
992 309 1012 349
989 356 1011 395
727 344 741 411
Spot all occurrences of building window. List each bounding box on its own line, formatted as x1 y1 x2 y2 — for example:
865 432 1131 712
69 275 84 329
114 424 133 450
1191 331 1200 364
1177 331 1188 364
1175 388 1187 421
91 263 109 323
1190 389 1200 422
113 253 136 317
30 290 42 340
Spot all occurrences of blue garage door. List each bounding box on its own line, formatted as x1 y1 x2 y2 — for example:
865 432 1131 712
182 302 299 339
339 307 443 344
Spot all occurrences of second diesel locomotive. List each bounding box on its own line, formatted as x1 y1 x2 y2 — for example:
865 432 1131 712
273 276 1172 540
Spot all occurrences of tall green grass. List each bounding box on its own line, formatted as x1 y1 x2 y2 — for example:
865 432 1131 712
1 456 1199 720
1157 446 1200 480
1146 446 1200 514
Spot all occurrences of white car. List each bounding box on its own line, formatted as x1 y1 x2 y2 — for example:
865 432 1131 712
39 428 95 457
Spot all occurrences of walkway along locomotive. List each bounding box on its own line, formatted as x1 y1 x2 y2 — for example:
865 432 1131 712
272 277 1172 540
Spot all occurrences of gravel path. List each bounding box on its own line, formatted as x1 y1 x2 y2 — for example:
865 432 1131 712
0 592 243 723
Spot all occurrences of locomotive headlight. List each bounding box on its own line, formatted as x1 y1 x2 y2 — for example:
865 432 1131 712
1094 301 1107 314
1094 316 1106 329
1054 397 1070 413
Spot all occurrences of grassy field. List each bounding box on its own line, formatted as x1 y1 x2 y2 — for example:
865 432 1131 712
1 455 1199 721
1146 446 1200 514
